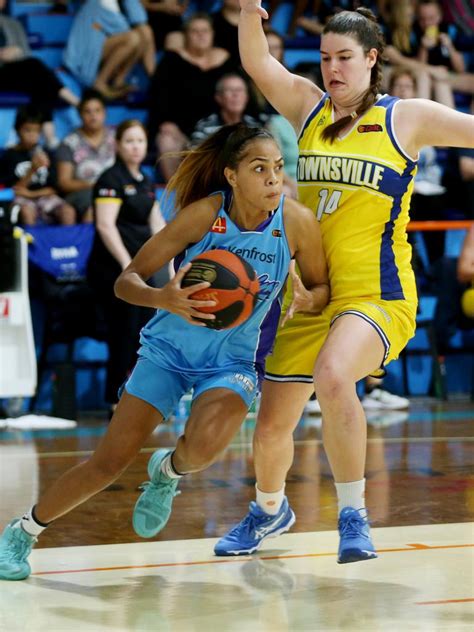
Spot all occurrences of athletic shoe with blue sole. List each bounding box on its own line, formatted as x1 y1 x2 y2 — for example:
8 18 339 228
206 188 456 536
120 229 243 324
132 449 181 538
337 506 377 564
214 497 296 556
0 520 36 580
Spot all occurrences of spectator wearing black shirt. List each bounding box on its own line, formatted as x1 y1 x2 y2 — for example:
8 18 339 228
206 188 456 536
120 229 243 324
87 119 166 411
1 106 75 225
415 0 465 74
147 13 237 181
211 0 240 65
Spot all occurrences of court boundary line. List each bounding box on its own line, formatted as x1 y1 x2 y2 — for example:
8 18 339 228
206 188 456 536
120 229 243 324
31 542 473 576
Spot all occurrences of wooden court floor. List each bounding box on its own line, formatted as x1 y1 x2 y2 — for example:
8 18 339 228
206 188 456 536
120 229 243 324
0 399 473 630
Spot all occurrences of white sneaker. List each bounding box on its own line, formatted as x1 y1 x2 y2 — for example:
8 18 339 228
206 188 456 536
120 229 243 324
361 388 409 410
304 398 321 415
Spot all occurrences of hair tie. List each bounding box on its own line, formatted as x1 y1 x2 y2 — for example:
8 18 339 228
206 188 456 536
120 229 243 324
350 111 358 120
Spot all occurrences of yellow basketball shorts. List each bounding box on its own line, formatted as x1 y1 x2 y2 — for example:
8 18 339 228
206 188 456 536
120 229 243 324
264 298 417 382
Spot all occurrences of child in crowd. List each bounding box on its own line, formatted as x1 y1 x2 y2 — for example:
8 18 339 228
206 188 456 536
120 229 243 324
1 107 75 226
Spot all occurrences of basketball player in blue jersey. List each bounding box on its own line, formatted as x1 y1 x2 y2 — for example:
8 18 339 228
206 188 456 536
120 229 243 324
215 2 474 563
0 124 329 580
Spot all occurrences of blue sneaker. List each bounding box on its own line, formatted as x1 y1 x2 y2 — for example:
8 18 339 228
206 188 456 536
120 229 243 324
0 520 36 580
337 507 377 564
132 449 181 538
214 498 295 556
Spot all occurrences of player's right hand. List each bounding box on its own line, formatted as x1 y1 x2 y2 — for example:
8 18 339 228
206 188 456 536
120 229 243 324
239 1 269 19
159 263 217 326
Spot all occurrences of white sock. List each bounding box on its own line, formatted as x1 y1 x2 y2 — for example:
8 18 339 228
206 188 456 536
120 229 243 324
335 479 367 518
160 452 184 479
256 485 285 516
17 507 49 537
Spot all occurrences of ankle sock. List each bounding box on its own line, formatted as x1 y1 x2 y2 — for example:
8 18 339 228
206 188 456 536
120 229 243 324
335 479 367 518
160 451 184 479
18 506 49 537
256 485 285 516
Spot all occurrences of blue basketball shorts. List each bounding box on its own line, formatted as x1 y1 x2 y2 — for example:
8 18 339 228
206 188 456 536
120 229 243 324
122 356 258 420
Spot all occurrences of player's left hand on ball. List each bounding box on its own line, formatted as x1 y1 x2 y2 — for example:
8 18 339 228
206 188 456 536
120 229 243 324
161 263 217 325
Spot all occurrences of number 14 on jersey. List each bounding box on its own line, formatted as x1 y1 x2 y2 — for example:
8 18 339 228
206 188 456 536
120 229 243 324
316 189 342 221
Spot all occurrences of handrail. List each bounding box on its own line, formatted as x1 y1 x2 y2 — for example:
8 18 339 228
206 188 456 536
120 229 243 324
407 220 473 231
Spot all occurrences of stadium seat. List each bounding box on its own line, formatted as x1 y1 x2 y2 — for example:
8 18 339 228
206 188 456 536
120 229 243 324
0 108 18 148
269 2 294 36
23 13 73 45
284 49 321 70
31 48 63 70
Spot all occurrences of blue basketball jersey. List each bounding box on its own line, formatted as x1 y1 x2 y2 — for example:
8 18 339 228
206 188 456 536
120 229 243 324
139 191 292 375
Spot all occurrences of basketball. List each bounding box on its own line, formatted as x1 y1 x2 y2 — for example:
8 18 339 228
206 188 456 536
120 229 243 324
181 249 260 330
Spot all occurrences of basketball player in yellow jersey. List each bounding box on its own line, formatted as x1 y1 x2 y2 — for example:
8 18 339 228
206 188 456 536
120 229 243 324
215 2 474 563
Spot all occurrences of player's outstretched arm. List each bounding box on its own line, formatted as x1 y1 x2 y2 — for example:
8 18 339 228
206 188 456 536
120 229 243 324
395 99 474 157
114 198 218 324
238 1 323 130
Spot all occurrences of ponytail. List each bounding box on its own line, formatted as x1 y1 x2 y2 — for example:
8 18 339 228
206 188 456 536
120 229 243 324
321 8 385 144
166 123 275 211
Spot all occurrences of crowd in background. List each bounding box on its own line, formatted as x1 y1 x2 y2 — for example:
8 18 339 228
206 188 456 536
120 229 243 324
0 0 473 409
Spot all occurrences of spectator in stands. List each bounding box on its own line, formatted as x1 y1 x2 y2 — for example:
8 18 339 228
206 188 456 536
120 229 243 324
87 119 167 416
458 224 474 289
142 0 187 51
189 73 262 146
63 0 155 100
211 0 240 65
389 67 447 263
433 223 474 351
384 0 454 107
415 0 465 75
458 99 474 218
56 90 115 223
0 0 79 147
1 106 75 226
147 13 237 181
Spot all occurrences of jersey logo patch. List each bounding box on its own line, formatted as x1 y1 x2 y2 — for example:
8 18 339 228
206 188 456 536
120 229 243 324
358 124 383 133
272 229 282 237
211 217 227 234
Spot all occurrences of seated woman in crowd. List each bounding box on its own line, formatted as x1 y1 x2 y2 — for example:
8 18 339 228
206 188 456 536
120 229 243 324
383 0 457 107
56 90 116 223
0 0 79 147
63 0 156 100
1 106 75 226
87 119 167 416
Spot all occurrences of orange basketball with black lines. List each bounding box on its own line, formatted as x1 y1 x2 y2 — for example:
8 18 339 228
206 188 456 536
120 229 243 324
181 249 260 330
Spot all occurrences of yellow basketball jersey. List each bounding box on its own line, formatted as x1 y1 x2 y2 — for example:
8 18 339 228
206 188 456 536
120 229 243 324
296 94 417 305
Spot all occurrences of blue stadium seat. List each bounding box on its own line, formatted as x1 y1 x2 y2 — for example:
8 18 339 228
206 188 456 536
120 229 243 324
444 229 466 258
0 108 18 148
23 13 73 45
284 49 321 70
53 106 81 141
31 47 63 70
10 2 51 16
269 2 294 36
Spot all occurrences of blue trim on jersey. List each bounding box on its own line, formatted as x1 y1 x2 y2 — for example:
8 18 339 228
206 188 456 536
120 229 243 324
383 96 417 167
298 93 329 142
379 159 413 300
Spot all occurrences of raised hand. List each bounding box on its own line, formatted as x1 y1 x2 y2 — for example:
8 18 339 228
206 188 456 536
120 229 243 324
239 0 269 19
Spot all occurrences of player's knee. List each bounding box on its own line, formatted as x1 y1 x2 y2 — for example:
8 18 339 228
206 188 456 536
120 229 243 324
314 360 346 399
254 413 290 444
